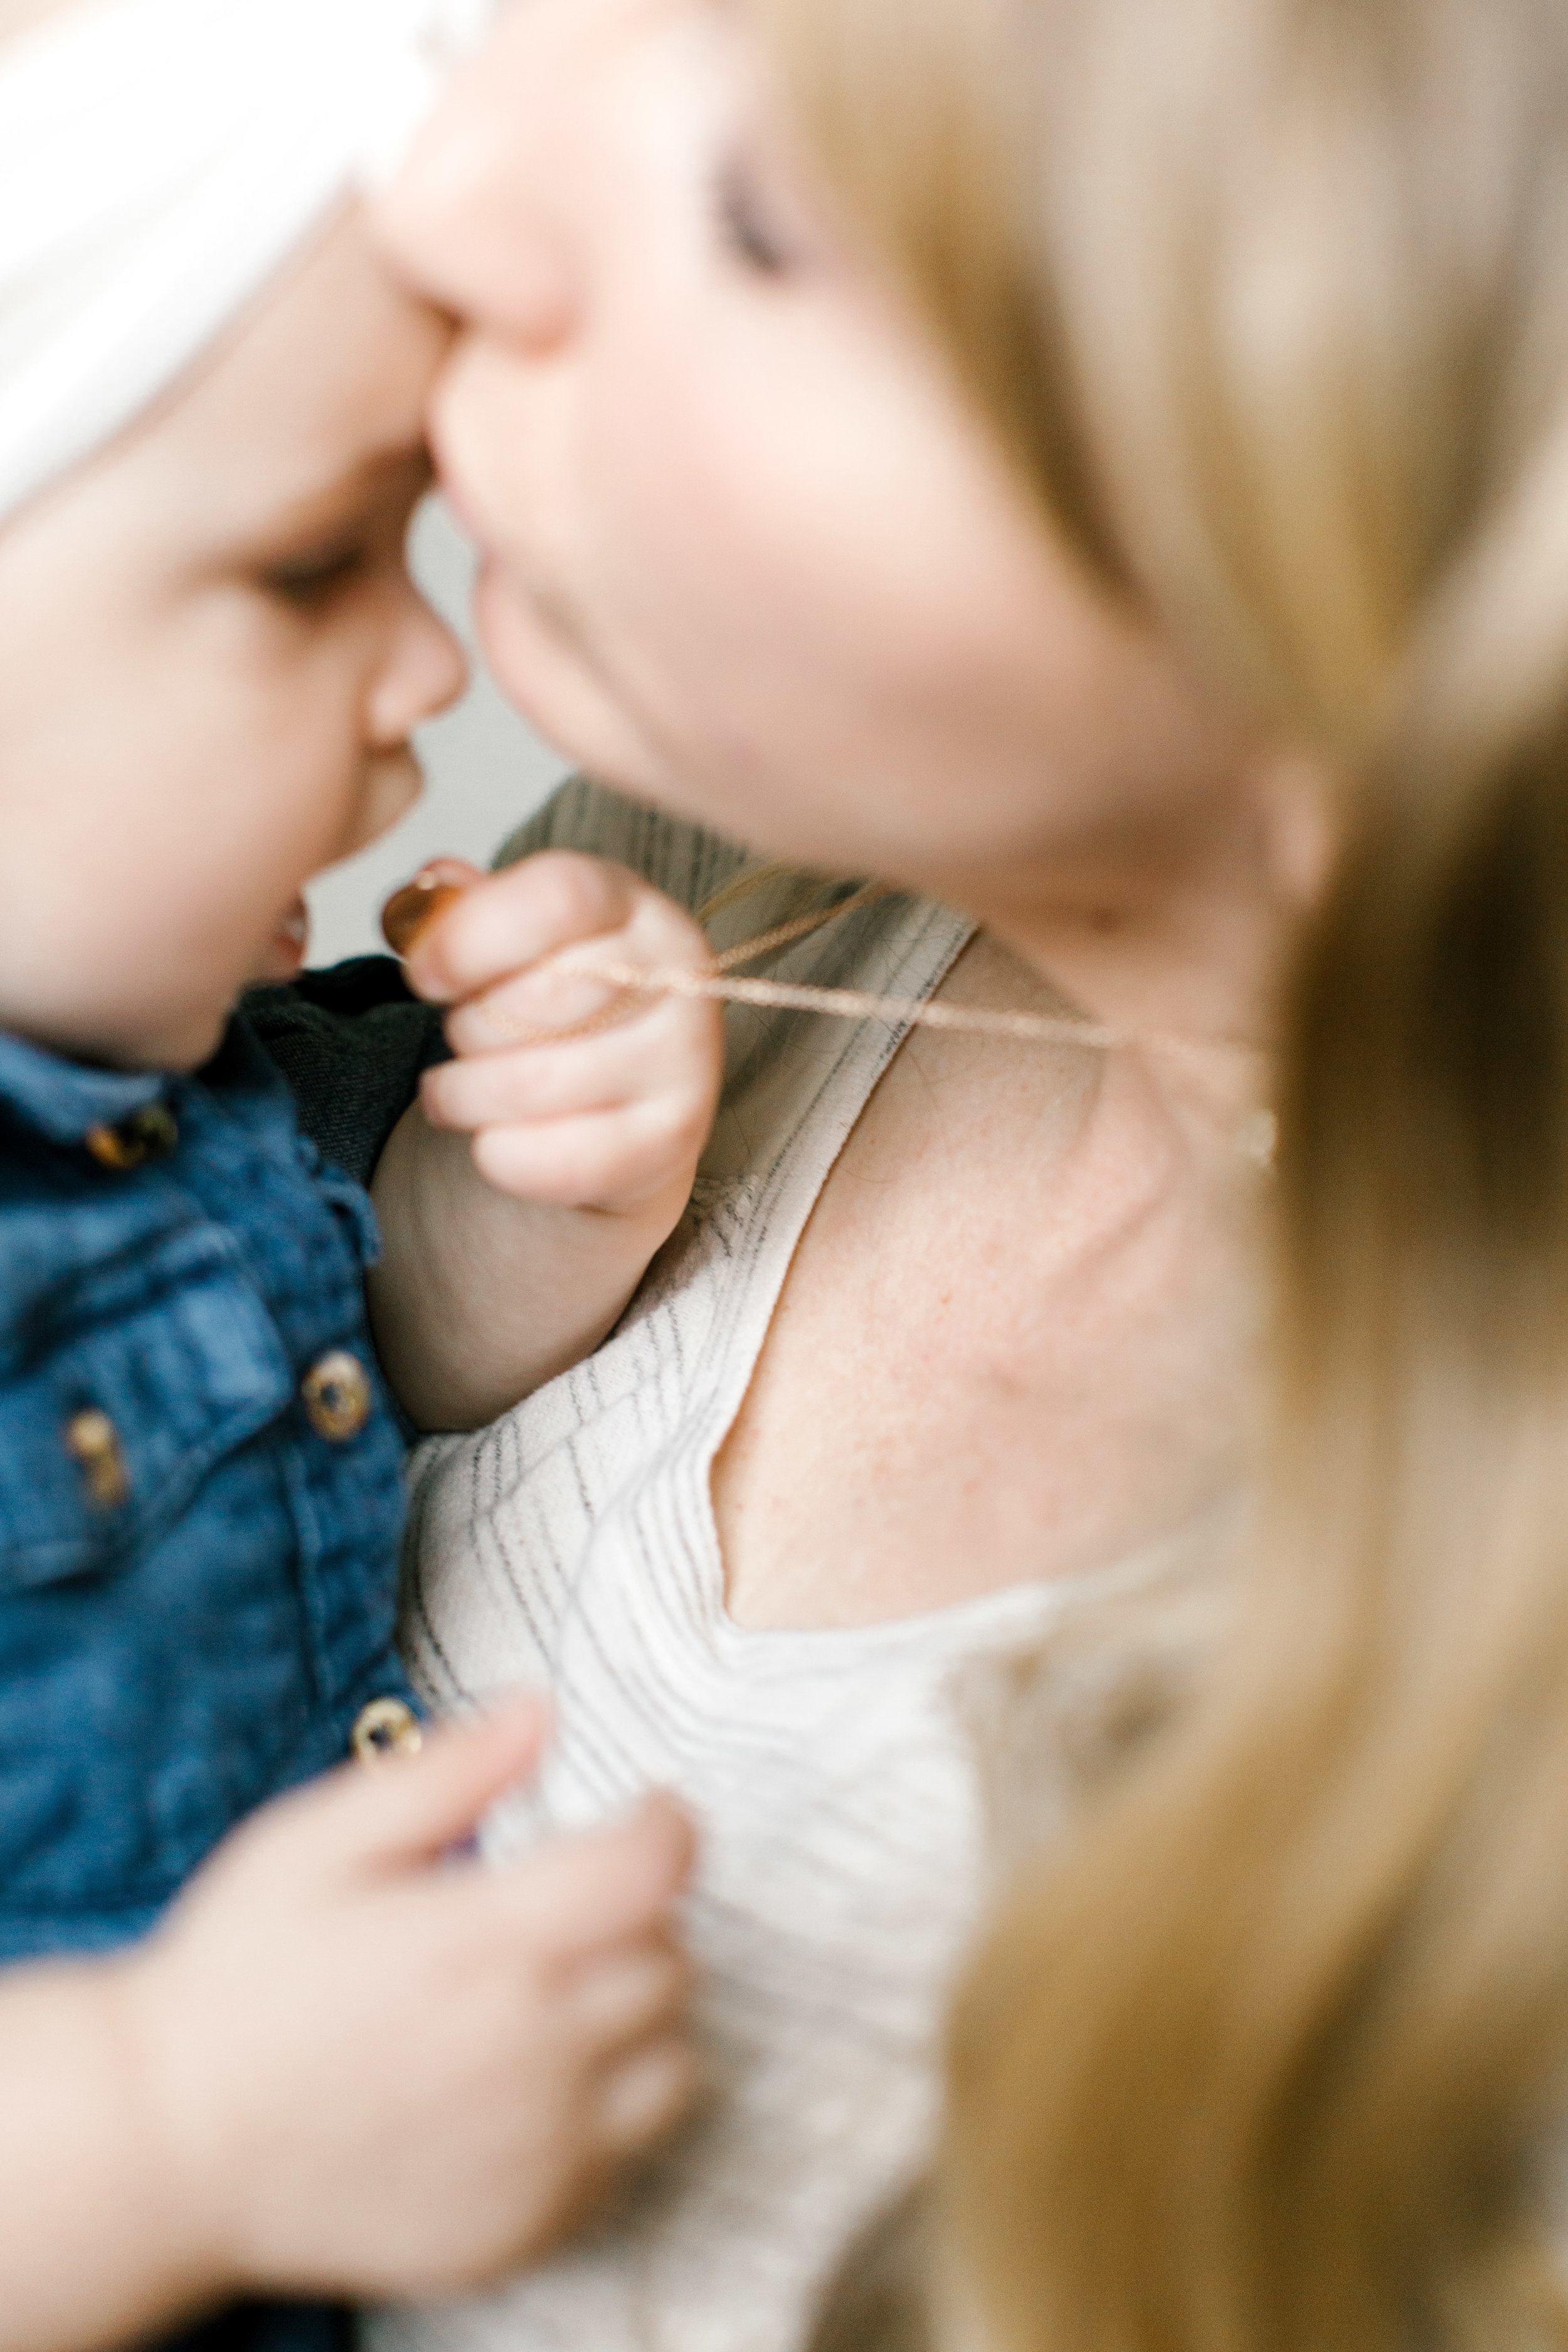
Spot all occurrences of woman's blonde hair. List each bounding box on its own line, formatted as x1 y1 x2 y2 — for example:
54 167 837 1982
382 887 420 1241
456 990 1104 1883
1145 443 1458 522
759 0 1568 2345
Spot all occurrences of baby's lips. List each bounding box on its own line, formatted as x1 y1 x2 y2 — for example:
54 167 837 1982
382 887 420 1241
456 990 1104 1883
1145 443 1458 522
381 867 472 959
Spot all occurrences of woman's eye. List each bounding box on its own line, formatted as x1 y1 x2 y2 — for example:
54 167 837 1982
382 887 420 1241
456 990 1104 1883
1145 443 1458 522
262 541 368 608
714 155 798 277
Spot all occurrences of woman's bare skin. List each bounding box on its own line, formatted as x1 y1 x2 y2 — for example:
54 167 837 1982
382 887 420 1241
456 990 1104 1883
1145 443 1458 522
713 933 1261 1629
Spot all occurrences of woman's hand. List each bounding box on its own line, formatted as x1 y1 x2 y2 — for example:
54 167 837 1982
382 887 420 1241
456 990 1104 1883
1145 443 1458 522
370 854 724 1430
0 1705 696 2352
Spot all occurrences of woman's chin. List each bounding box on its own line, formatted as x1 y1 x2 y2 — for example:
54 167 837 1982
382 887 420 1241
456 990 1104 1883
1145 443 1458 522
474 561 650 788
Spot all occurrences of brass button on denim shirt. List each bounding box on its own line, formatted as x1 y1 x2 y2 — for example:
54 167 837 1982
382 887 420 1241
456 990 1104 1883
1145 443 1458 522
0 1016 420 1964
301 1348 373 1442
62 1407 130 1508
351 1693 423 1760
84 1103 180 1171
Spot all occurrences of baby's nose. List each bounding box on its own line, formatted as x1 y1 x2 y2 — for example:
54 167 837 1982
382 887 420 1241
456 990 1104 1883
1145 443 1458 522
371 598 468 748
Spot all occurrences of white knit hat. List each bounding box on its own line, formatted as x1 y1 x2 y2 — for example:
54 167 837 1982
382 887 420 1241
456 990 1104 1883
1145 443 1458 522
0 0 492 525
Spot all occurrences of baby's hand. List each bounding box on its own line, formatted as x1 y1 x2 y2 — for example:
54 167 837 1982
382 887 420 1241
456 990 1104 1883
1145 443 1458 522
369 852 725 1427
385 853 723 1216
118 1707 697 2299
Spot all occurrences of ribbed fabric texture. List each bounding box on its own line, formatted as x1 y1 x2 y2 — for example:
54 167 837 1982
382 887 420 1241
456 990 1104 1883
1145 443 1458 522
368 783 1175 2352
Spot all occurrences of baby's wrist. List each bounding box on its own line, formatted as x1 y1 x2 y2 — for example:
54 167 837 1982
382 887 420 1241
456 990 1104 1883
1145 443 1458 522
467 1122 706 1227
561 1153 703 1227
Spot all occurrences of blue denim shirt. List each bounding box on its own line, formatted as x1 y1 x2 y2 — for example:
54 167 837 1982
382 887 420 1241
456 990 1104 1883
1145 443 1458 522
0 1014 418 1964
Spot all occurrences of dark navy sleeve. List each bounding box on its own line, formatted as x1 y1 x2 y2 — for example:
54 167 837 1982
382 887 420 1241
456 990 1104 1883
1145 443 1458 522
243 957 448 1188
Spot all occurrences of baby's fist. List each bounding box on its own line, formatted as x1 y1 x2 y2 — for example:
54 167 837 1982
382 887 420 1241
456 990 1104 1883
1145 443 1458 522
386 854 723 1216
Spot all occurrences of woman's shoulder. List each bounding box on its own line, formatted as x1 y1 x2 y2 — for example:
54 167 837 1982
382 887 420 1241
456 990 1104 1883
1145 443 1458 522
495 776 758 915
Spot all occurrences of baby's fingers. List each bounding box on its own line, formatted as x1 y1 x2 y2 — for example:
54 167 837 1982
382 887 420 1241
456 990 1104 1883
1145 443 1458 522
498 1794 696 1963
403 853 646 1007
595 2036 701 2156
209 1701 549 1900
423 1007 717 1135
568 1935 695 2058
469 1102 712 1210
438 897 719 1059
442 955 654 1056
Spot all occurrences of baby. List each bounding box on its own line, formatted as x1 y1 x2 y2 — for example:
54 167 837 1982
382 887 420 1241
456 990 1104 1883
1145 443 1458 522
0 1 724 2348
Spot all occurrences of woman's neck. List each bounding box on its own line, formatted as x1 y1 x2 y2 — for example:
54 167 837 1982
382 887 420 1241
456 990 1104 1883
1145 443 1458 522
952 751 1327 1078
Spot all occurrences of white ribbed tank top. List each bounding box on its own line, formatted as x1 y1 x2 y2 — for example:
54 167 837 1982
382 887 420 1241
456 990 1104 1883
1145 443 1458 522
367 781 1190 2352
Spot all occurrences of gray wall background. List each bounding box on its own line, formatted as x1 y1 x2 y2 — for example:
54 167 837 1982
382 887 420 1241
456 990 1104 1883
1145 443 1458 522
304 498 569 965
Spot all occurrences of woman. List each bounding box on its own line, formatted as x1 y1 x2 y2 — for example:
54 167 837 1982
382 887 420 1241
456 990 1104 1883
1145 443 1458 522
353 0 1568 2343
341 3 1276 2344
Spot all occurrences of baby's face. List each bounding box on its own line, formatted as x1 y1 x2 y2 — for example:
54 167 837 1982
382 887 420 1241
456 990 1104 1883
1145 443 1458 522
0 205 465 1070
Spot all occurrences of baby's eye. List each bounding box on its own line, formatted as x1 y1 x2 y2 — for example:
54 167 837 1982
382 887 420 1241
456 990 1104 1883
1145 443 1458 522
713 155 800 278
262 540 369 608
